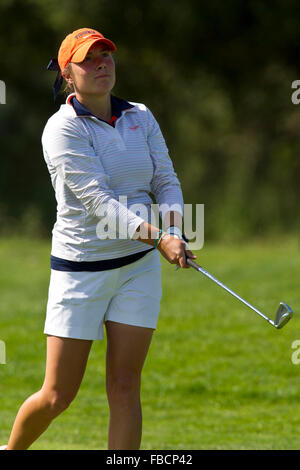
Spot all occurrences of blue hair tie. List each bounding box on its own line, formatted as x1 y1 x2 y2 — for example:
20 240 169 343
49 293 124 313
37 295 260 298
47 58 63 101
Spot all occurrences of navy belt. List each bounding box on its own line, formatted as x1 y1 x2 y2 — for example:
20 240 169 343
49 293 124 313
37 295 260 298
50 248 154 272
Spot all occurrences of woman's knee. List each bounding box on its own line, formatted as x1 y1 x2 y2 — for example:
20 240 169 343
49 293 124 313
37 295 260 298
107 372 141 403
40 388 76 418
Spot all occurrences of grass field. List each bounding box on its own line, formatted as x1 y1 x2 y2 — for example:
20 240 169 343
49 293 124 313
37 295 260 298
0 236 299 450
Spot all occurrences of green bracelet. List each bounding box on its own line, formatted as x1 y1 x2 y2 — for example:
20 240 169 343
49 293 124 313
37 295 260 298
157 232 167 248
154 229 163 249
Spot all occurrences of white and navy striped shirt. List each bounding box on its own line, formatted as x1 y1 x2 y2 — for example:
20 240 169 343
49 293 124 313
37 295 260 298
42 94 184 270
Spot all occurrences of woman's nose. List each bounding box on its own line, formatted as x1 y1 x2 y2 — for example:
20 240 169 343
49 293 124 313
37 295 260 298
94 56 105 69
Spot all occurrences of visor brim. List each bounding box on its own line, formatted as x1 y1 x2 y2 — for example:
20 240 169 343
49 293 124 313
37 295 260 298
71 38 116 63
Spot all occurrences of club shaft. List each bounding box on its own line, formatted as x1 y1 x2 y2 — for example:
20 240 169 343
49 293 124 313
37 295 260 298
186 259 274 326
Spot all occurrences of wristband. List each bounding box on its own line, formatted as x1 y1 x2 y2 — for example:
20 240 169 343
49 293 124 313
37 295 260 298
166 226 182 239
166 226 189 249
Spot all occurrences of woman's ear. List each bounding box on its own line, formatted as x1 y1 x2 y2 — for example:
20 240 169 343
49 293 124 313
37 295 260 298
62 64 73 86
62 63 75 95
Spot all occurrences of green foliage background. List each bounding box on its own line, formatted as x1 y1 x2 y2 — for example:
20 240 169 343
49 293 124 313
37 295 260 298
1 0 300 241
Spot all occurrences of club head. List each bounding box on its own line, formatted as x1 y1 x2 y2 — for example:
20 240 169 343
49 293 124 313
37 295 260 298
274 302 293 329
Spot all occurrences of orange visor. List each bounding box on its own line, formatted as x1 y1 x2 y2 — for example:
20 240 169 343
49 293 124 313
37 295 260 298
58 27 116 72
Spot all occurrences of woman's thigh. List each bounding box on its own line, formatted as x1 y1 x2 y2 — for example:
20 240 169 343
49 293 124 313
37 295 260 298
105 321 154 385
42 335 93 399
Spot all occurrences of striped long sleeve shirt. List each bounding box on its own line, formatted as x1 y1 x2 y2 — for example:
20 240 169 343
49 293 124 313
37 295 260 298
42 94 184 270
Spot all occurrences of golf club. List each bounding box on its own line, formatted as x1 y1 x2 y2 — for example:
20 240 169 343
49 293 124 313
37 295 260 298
186 258 293 329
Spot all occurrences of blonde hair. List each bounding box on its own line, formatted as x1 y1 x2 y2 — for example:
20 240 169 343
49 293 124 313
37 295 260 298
63 63 75 96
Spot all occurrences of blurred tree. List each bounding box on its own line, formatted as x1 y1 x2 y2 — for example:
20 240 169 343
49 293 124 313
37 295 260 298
0 0 300 240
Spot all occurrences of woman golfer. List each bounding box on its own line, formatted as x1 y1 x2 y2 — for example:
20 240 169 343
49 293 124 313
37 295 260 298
4 27 196 450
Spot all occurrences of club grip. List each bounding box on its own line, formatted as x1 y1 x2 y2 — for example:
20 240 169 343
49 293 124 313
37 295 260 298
186 258 201 270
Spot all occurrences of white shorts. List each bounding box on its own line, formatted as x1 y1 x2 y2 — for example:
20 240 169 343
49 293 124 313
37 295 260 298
44 250 162 340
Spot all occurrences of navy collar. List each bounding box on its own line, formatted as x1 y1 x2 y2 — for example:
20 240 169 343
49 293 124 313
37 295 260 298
67 94 134 126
